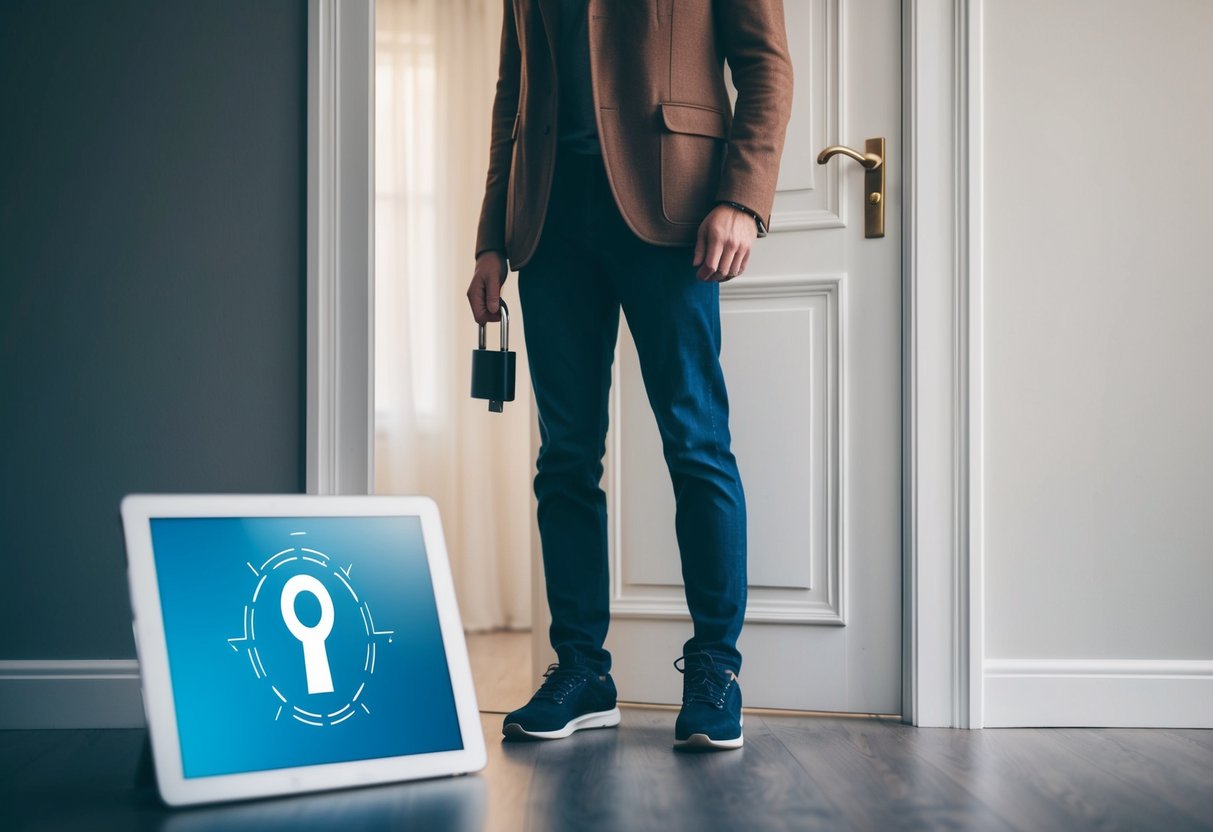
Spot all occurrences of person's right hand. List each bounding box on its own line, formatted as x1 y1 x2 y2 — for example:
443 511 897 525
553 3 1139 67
467 251 507 324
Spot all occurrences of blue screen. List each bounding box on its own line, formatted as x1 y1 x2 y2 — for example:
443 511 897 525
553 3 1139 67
149 515 463 779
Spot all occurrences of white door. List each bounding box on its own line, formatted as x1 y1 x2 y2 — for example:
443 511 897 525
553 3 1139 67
550 0 904 714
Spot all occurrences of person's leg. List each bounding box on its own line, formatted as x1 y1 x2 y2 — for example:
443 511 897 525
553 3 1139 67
587 176 748 675
620 264 747 672
518 152 621 676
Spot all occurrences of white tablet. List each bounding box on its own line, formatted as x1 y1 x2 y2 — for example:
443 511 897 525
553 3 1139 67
120 494 486 807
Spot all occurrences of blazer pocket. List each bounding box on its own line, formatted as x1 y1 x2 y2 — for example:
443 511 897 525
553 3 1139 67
658 103 728 225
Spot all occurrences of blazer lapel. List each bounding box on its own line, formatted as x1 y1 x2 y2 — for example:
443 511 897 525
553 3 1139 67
535 0 559 64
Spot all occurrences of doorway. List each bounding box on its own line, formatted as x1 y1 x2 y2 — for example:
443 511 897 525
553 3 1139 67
372 0 536 692
316 0 974 724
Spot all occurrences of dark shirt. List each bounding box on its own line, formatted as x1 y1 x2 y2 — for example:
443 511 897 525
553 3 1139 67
555 0 600 154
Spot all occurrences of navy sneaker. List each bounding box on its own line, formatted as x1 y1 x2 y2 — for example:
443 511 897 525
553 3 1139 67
673 652 744 750
502 663 621 740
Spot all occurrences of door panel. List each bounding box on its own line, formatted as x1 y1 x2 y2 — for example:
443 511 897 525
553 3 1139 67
612 277 842 624
602 0 903 713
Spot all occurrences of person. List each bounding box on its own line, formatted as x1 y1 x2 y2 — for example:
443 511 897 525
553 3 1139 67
467 0 792 751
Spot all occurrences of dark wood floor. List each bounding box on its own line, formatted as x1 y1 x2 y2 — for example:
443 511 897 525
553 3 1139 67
3 709 1212 831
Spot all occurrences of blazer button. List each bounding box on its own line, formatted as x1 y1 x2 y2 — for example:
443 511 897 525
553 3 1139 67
543 124 552 135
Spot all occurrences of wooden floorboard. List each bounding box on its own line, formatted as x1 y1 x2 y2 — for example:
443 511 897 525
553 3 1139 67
878 724 1213 832
465 630 534 714
480 712 537 832
1160 725 1213 755
511 708 839 832
8 635 1210 830
1050 728 1213 829
0 729 60 782
3 705 1212 830
763 713 1015 831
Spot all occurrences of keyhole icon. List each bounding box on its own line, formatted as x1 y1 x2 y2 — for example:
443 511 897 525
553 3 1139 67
280 574 335 695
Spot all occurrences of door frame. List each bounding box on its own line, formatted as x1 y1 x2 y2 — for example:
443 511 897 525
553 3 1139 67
306 0 376 498
900 0 984 729
308 0 986 728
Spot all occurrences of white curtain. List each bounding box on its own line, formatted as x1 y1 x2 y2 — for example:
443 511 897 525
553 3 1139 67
375 0 533 631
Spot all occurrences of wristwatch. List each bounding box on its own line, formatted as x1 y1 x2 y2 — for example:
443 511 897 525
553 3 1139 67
717 200 767 235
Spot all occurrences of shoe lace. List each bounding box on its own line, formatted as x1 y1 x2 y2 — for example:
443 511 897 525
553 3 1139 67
532 663 593 704
674 652 733 709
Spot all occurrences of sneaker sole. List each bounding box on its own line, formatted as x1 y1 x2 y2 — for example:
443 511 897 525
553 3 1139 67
502 707 622 740
673 732 744 751
673 715 744 751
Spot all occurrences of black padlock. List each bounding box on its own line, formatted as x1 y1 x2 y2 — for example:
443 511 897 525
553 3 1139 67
470 299 516 413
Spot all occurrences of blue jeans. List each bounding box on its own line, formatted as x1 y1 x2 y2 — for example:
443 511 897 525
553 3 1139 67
518 150 748 675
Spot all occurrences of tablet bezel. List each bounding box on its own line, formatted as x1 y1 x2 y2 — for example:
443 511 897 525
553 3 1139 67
121 494 486 807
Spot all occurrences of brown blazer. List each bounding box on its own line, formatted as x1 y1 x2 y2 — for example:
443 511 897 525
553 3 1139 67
475 0 794 270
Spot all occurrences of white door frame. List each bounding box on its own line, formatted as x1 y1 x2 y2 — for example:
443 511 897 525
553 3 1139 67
308 0 986 728
306 0 376 497
900 0 984 729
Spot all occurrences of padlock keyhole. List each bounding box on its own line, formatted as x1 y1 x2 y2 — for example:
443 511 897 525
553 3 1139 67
280 574 335 695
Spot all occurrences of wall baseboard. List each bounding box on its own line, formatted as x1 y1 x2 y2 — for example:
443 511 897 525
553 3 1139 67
0 661 144 729
984 659 1213 728
7 657 1210 730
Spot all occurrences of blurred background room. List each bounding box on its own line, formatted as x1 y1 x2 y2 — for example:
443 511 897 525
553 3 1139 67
373 0 534 710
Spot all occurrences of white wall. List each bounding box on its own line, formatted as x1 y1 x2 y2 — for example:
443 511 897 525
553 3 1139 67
981 0 1213 726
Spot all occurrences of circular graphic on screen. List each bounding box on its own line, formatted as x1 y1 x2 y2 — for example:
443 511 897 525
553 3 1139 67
226 532 394 727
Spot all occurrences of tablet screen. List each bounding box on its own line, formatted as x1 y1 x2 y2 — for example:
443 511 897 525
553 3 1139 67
149 515 463 779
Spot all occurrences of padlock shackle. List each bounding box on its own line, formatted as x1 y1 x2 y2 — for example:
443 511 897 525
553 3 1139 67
477 299 510 351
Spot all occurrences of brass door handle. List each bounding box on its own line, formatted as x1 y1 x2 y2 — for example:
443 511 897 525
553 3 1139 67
816 137 886 238
816 144 882 169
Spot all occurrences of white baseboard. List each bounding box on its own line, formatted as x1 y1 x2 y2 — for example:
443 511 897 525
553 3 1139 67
0 660 145 729
984 659 1213 728
7 657 1210 730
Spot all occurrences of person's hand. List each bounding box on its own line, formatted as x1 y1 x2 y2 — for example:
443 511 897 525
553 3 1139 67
693 204 758 282
467 251 507 324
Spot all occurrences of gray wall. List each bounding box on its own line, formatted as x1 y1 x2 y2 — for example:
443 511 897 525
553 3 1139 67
977 0 1213 729
982 0 1213 661
0 1 308 660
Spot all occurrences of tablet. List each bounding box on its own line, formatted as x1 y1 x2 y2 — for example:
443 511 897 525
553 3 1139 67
121 494 486 806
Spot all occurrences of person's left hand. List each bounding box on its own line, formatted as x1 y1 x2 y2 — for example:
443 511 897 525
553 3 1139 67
693 204 758 282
